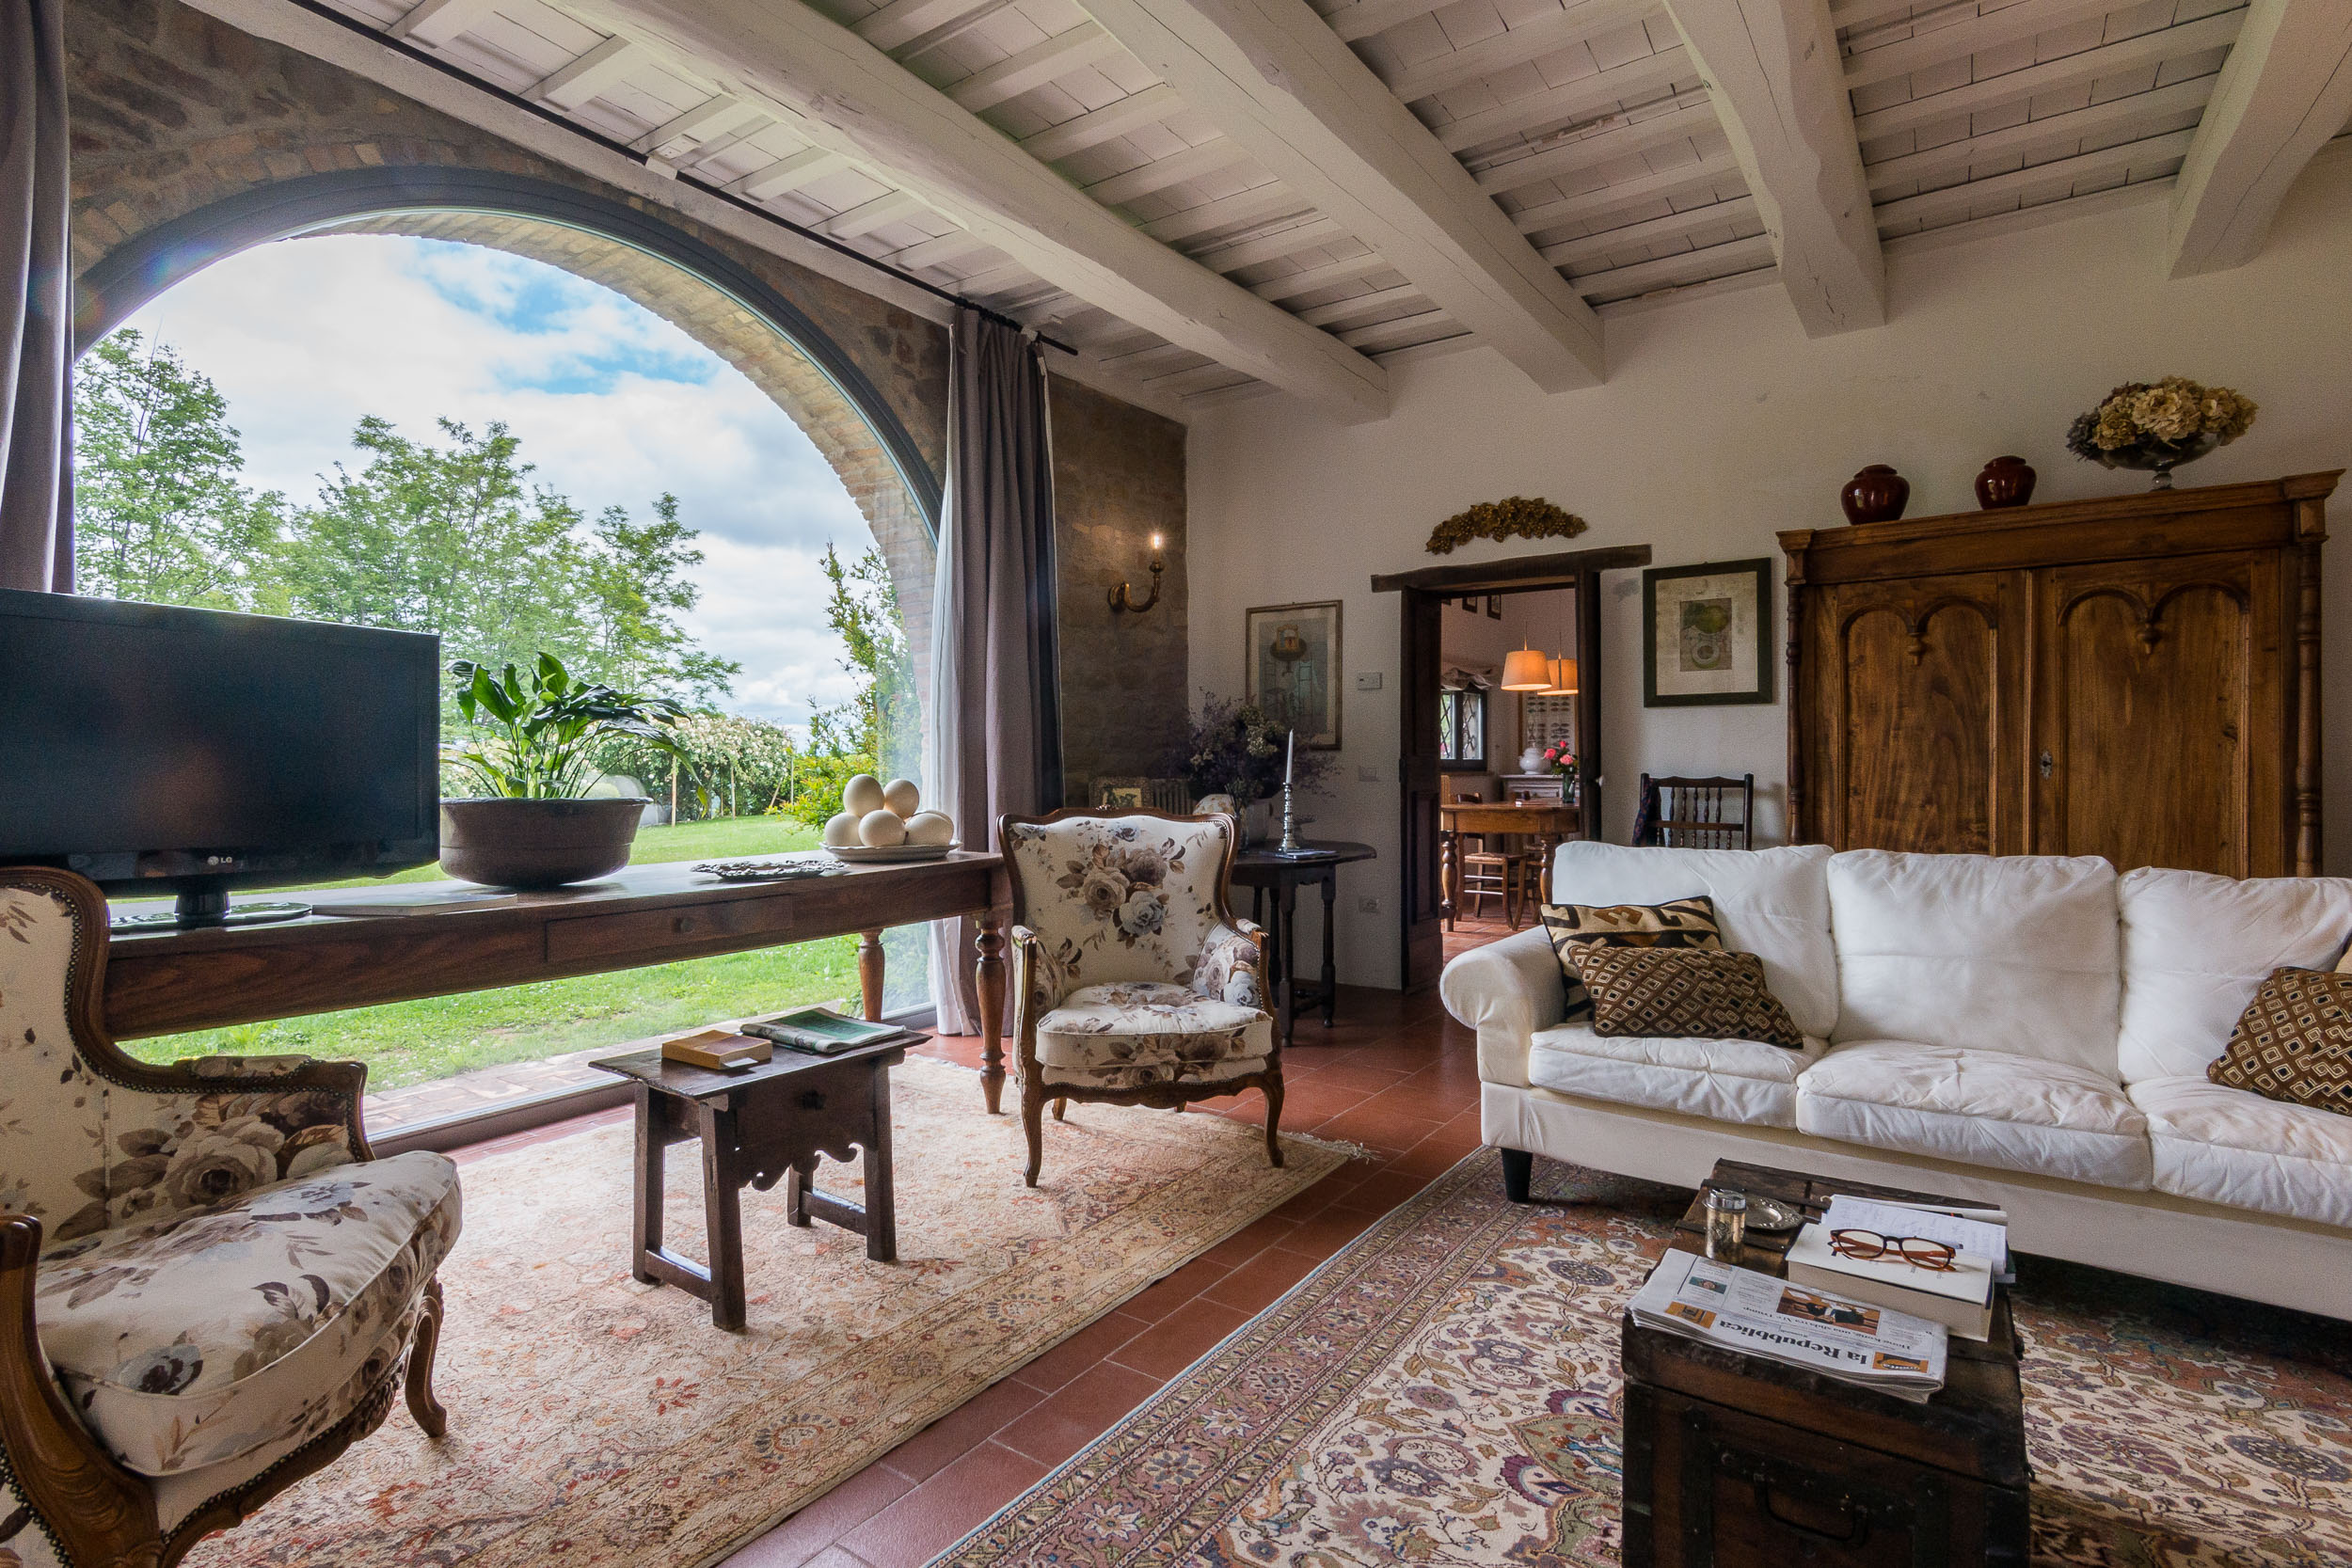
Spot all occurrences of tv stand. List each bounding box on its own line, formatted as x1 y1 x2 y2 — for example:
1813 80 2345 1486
109 888 313 932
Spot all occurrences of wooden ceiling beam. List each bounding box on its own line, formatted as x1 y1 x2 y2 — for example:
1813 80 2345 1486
1381 0 1659 103
947 24 1127 112
1662 0 1884 334
2165 0 2352 277
577 0 1391 420
1873 127 2197 232
386 0 498 46
526 37 643 110
1016 84 1188 163
1508 146 1741 233
1472 99 1719 195
1865 76 2216 199
1083 0 1607 389
1536 190 1755 267
1841 0 2129 94
1083 138 1255 206
1437 44 1690 152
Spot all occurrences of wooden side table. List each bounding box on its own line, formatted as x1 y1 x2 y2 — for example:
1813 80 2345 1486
1622 1159 2030 1568
592 1039 905 1330
1229 840 1376 1048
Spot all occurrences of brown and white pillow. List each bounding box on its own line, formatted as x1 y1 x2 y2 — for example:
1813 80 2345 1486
1540 895 1722 1017
2207 967 2352 1118
1567 944 1804 1049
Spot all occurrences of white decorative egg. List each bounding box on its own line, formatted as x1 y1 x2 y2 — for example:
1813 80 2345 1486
904 810 955 847
859 809 908 847
843 774 885 817
822 812 862 848
882 777 922 817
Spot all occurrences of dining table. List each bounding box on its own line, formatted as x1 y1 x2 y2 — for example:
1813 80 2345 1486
1438 800 1581 928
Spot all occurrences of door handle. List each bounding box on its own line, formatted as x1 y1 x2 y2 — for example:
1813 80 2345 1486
2039 751 2054 779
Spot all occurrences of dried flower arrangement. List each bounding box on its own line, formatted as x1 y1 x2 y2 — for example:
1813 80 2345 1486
2065 377 2257 489
1424 496 1588 555
1182 693 1338 803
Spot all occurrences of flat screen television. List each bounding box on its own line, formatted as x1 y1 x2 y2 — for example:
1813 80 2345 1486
0 587 439 927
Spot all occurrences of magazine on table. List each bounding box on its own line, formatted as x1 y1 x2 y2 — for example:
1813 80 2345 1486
1629 1250 1948 1402
739 1006 924 1056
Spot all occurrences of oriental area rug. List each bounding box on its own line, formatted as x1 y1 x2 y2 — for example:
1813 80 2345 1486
940 1151 2352 1568
183 1057 1351 1568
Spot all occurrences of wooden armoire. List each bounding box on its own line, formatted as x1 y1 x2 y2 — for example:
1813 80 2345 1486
1780 472 2337 878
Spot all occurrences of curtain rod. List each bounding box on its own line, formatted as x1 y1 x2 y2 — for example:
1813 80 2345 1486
277 0 1078 355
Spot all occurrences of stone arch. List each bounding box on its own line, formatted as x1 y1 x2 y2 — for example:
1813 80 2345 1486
71 166 941 686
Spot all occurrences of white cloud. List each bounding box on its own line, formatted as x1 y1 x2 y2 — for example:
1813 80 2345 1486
118 233 889 725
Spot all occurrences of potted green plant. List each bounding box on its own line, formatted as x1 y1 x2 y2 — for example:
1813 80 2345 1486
438 654 697 889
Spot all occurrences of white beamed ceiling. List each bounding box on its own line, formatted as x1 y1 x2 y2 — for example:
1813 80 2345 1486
318 0 2345 416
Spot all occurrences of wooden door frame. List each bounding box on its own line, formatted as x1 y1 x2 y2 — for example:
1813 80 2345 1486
1373 544 1652 989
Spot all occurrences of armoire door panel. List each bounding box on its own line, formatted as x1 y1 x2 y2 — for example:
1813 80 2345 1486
1818 575 2020 856
2031 552 2284 876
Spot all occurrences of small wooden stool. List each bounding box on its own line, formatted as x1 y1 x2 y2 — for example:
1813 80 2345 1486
593 1038 904 1330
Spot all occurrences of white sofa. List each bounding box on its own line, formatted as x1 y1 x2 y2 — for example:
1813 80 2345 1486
1441 841 2352 1316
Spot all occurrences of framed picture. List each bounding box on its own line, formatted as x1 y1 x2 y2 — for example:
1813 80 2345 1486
1094 777 1146 809
1486 594 1502 619
1460 595 1481 613
1643 559 1773 707
1245 599 1343 750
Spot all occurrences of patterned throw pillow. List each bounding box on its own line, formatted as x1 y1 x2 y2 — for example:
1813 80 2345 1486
1567 944 1805 1049
1539 895 1722 1016
2207 967 2352 1117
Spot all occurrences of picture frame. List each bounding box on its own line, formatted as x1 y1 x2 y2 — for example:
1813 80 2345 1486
1460 595 1481 613
1643 559 1773 707
1486 594 1502 619
1094 777 1147 809
1245 599 1343 750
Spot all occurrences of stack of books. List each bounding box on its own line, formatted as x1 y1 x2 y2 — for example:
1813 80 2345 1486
738 1006 927 1056
1783 1195 2011 1341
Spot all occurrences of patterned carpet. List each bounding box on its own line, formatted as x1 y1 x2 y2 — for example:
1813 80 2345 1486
185 1058 1351 1568
939 1150 2352 1568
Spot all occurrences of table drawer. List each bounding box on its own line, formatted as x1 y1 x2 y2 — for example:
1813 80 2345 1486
547 897 795 965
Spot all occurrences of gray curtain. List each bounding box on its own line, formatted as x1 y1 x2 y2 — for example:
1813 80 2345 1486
0 0 71 592
926 308 1063 1034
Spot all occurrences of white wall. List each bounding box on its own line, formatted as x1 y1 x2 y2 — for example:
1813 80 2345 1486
1188 158 2352 990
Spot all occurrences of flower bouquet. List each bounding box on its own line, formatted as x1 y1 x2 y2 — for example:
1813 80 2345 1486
1540 740 1576 777
2064 376 2256 490
1182 694 1336 842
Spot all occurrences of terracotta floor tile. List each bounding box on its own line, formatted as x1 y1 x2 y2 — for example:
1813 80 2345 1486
837 1443 1049 1568
1008 1309 1148 1393
801 1548 878 1568
878 1374 1045 1484
1311 1105 1444 1154
996 1362 1166 1465
1119 1255 1234 1322
1107 1300 1254 1380
1280 1202 1384 1259
1201 1214 1299 1268
1269 1170 1367 1223
1200 1247 1323 1314
718 1460 913 1568
1341 1168 1443 1215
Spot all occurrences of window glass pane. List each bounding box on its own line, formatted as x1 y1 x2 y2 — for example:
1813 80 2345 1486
1463 689 1485 765
1438 691 1457 760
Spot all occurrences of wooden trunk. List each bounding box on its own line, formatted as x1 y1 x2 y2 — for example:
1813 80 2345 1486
1781 472 2337 876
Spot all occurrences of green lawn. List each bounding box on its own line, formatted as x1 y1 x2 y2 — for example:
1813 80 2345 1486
119 816 877 1092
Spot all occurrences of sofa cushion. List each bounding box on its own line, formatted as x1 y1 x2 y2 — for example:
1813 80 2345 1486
1546 842 1838 1038
1824 850 2122 1076
1040 1054 1271 1091
1538 895 1722 1016
1528 1022 1827 1128
2118 865 2352 1082
1796 1041 2151 1189
2127 1076 2352 1229
35 1148 460 1477
1034 982 1273 1072
1571 945 1804 1049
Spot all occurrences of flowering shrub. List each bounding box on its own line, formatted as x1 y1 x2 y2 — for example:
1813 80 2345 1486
2065 377 2256 470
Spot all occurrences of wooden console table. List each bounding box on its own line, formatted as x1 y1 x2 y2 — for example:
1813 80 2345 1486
99 854 1018 1114
1230 840 1376 1048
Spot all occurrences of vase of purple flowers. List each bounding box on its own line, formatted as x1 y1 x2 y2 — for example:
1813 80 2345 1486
1183 693 1336 844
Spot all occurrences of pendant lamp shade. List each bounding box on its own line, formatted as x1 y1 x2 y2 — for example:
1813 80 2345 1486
1502 646 1551 690
1540 656 1580 696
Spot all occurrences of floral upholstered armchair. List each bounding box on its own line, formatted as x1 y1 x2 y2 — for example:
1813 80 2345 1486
999 810 1283 1185
0 868 461 1568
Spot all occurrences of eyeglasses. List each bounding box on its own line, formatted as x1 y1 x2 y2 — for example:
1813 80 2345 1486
1829 1228 1959 1273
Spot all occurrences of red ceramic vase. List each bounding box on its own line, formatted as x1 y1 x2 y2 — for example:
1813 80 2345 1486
1974 455 2037 509
1840 465 1910 525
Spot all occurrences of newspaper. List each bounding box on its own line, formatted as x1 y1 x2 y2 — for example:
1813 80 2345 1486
1629 1249 1948 1402
1822 1195 2013 1284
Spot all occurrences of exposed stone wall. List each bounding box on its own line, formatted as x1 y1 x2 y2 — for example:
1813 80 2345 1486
1048 376 1190 806
65 0 1192 803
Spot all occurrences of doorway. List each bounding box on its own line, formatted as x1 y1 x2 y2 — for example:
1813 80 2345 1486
1373 545 1652 990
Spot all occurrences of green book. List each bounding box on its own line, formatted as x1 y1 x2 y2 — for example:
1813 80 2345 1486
739 1006 918 1056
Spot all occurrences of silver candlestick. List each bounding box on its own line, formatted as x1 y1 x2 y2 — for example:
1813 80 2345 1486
1277 776 1304 854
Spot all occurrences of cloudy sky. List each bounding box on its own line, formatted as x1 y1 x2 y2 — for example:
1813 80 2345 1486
116 232 876 729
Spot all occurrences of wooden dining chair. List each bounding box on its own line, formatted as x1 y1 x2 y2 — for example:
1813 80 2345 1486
1450 784 1531 928
1637 773 1756 849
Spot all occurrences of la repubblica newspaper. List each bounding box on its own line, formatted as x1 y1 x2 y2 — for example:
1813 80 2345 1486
1629 1250 1948 1402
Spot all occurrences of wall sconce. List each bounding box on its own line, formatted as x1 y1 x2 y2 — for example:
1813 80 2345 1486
1110 532 1165 614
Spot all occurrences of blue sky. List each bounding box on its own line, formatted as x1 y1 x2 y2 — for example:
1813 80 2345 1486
118 233 875 729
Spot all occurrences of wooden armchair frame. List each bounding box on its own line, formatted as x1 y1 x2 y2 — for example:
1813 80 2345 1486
997 809 1285 1187
0 868 446 1568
